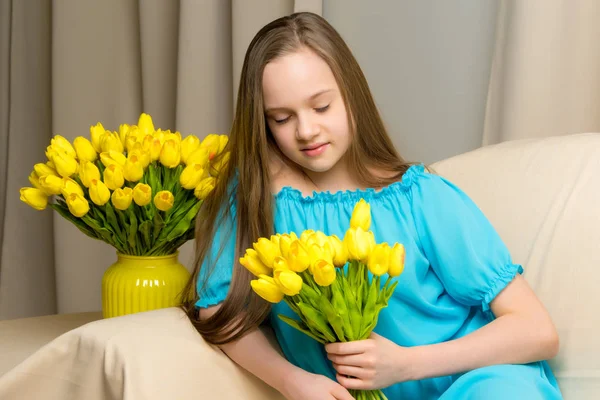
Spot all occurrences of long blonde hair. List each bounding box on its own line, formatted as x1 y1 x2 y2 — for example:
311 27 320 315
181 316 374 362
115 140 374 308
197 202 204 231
181 12 413 345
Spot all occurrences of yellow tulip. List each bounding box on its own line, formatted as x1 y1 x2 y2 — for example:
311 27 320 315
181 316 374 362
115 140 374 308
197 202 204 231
180 164 205 190
123 154 144 182
194 177 215 200
368 243 391 276
133 183 152 206
250 275 285 303
79 161 101 188
154 190 174 211
388 243 405 277
28 170 49 194
287 240 311 273
65 192 89 217
149 137 163 161
181 135 201 164
253 237 281 268
210 151 229 177
272 255 287 271
61 177 84 198
187 147 209 167
125 127 144 152
90 122 105 152
38 174 64 195
137 113 155 135
88 179 111 206
100 131 124 153
274 267 303 296
103 164 125 190
329 234 348 268
129 143 151 167
239 249 271 277
308 243 333 266
33 162 58 178
19 188 48 210
118 124 131 147
350 198 371 231
313 259 336 286
199 134 221 159
218 135 228 155
279 233 295 258
111 187 133 210
343 227 375 262
300 229 315 244
50 135 77 158
51 151 78 178
159 138 181 168
73 136 97 162
100 150 127 168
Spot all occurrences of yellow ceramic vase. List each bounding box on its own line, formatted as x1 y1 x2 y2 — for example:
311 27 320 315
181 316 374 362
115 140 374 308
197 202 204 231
102 252 191 318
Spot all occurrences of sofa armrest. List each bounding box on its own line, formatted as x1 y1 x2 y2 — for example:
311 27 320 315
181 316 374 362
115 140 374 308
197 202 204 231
0 307 284 400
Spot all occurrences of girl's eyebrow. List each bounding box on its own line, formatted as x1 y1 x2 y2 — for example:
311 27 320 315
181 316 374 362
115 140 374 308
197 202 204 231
265 89 333 113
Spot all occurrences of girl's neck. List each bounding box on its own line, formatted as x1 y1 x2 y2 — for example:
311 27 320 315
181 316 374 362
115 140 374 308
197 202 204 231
302 157 361 194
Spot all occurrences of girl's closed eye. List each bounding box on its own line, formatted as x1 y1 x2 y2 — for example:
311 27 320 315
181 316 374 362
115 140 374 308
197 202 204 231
315 104 330 113
274 115 291 124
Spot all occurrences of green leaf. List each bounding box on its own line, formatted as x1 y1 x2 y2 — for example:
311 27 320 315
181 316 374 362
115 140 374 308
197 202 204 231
139 220 152 249
297 302 336 343
277 315 325 344
319 295 346 342
50 203 98 240
104 202 124 243
127 208 138 254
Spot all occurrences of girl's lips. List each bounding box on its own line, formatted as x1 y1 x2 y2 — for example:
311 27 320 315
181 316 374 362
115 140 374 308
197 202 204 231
302 143 329 157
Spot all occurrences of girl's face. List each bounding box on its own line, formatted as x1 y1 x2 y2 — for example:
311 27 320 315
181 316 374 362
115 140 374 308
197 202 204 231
262 48 351 175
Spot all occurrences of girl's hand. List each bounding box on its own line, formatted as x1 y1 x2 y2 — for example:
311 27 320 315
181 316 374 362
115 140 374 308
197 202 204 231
280 369 354 400
325 332 414 390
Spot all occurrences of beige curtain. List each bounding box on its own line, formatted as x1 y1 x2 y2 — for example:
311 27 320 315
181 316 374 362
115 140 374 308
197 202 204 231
483 0 600 145
1 0 322 320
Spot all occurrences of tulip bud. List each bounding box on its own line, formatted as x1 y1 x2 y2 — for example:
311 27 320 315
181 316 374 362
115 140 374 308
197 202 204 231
154 190 174 211
368 243 391 276
133 183 152 206
350 199 371 231
388 243 405 277
279 234 295 258
239 249 271 277
149 137 163 161
129 143 151 168
312 259 336 286
100 131 124 153
51 151 78 178
88 179 111 206
111 187 133 210
103 164 124 190
61 177 84 198
118 124 131 148
180 164 205 190
137 113 155 135
186 147 209 166
329 234 348 268
39 174 64 195
217 135 228 155
181 135 201 164
65 192 90 217
250 275 285 303
73 136 97 163
90 122 105 152
28 170 49 194
100 150 127 168
159 138 181 168
34 162 58 179
79 161 101 188
123 154 144 182
274 266 303 296
300 229 315 244
253 237 281 268
194 177 215 200
50 135 77 159
19 187 48 210
343 227 374 262
287 240 311 273
199 134 221 160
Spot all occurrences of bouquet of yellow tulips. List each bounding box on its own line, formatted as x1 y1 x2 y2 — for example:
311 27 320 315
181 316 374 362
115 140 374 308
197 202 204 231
20 113 229 256
240 200 405 400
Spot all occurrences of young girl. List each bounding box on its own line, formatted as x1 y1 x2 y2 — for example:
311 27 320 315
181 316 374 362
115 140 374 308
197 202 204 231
182 12 562 400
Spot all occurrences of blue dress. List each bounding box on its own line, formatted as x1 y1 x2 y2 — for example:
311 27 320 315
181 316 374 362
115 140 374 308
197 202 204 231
195 165 562 399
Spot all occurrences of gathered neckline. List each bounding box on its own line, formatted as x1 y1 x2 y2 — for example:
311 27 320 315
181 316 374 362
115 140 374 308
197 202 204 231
274 164 425 203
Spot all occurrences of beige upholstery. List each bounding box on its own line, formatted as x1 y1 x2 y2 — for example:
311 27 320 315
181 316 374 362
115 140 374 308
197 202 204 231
0 133 598 399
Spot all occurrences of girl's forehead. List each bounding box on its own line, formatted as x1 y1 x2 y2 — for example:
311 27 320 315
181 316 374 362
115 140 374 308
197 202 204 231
262 49 337 107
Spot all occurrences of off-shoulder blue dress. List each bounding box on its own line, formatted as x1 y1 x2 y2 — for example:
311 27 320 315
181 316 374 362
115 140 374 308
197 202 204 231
195 165 562 399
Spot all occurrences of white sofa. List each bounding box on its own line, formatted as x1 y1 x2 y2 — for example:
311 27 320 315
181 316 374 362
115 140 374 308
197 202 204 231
1 133 599 399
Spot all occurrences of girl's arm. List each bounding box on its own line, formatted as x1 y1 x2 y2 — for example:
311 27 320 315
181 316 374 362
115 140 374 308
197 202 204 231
326 274 559 389
409 274 558 380
199 305 354 400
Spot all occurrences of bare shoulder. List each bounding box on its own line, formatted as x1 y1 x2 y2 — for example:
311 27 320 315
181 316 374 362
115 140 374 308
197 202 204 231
269 159 314 196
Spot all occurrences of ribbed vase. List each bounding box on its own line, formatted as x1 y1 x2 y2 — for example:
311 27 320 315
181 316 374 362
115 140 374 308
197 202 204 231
102 252 191 318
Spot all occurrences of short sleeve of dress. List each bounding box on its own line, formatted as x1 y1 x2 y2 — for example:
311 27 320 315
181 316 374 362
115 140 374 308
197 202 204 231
409 169 523 312
194 195 237 309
